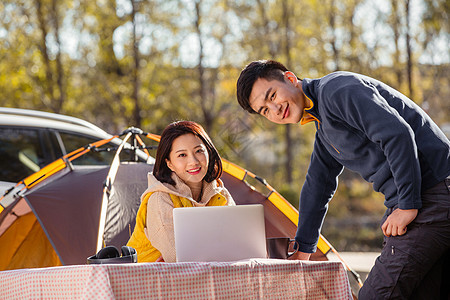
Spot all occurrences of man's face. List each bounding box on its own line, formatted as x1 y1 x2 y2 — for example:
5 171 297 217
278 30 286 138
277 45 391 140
248 73 306 124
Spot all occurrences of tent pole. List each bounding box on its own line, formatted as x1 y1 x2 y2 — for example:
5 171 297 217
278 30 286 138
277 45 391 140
97 132 132 252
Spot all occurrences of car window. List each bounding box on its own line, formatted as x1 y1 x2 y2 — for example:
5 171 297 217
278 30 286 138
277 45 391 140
0 128 47 182
0 127 150 184
58 132 116 165
58 132 150 164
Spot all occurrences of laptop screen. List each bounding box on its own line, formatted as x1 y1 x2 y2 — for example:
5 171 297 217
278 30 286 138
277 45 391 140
173 204 267 262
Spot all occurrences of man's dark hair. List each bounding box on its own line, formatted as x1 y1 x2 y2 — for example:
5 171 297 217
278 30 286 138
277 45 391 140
236 60 288 114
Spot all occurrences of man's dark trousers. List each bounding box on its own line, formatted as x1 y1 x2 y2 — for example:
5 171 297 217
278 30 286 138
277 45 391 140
359 178 450 299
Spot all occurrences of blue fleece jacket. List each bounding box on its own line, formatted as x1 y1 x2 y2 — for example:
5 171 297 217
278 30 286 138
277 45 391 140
296 71 450 253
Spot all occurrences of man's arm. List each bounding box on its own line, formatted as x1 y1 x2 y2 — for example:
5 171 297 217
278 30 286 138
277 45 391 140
295 136 344 254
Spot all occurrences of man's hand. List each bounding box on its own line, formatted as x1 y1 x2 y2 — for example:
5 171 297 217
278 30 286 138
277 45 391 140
381 208 418 237
289 251 311 260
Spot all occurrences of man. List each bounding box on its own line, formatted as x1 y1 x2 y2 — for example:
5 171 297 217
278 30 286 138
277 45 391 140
236 60 450 299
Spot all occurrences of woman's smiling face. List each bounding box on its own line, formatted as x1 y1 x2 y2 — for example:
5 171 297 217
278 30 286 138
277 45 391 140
166 133 209 189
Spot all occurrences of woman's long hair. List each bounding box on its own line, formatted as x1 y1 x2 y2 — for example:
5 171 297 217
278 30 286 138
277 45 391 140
153 121 223 185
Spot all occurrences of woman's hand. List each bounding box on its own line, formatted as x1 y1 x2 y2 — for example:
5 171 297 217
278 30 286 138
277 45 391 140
381 208 418 237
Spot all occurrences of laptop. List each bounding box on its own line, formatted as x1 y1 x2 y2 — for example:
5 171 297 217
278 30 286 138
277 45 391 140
173 204 267 262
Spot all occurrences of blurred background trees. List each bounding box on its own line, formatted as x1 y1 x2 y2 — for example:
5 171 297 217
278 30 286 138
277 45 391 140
1 0 448 251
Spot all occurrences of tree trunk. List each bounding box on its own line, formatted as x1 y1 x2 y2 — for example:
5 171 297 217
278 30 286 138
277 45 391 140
391 0 403 88
51 0 65 113
131 0 141 127
35 0 56 111
405 0 414 99
282 0 293 184
194 0 213 133
328 0 340 71
256 0 277 58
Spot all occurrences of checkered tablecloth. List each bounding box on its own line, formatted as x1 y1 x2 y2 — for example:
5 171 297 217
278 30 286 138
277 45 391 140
0 259 352 299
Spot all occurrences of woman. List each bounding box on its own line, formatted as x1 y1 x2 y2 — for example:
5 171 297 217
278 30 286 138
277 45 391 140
127 121 235 262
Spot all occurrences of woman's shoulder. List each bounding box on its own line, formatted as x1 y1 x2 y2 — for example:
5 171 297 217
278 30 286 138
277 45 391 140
145 191 175 211
209 179 235 205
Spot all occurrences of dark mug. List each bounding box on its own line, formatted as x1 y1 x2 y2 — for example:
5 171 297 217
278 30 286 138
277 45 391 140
266 237 298 259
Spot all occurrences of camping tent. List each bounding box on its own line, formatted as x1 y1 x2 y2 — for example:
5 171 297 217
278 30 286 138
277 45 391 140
0 127 361 289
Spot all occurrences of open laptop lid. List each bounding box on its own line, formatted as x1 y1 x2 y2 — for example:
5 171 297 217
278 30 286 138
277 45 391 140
173 204 267 262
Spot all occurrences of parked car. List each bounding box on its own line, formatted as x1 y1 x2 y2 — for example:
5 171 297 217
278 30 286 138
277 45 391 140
0 107 154 195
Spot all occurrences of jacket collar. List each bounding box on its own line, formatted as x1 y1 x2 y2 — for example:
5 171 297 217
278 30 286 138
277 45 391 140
300 78 321 125
144 172 226 205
